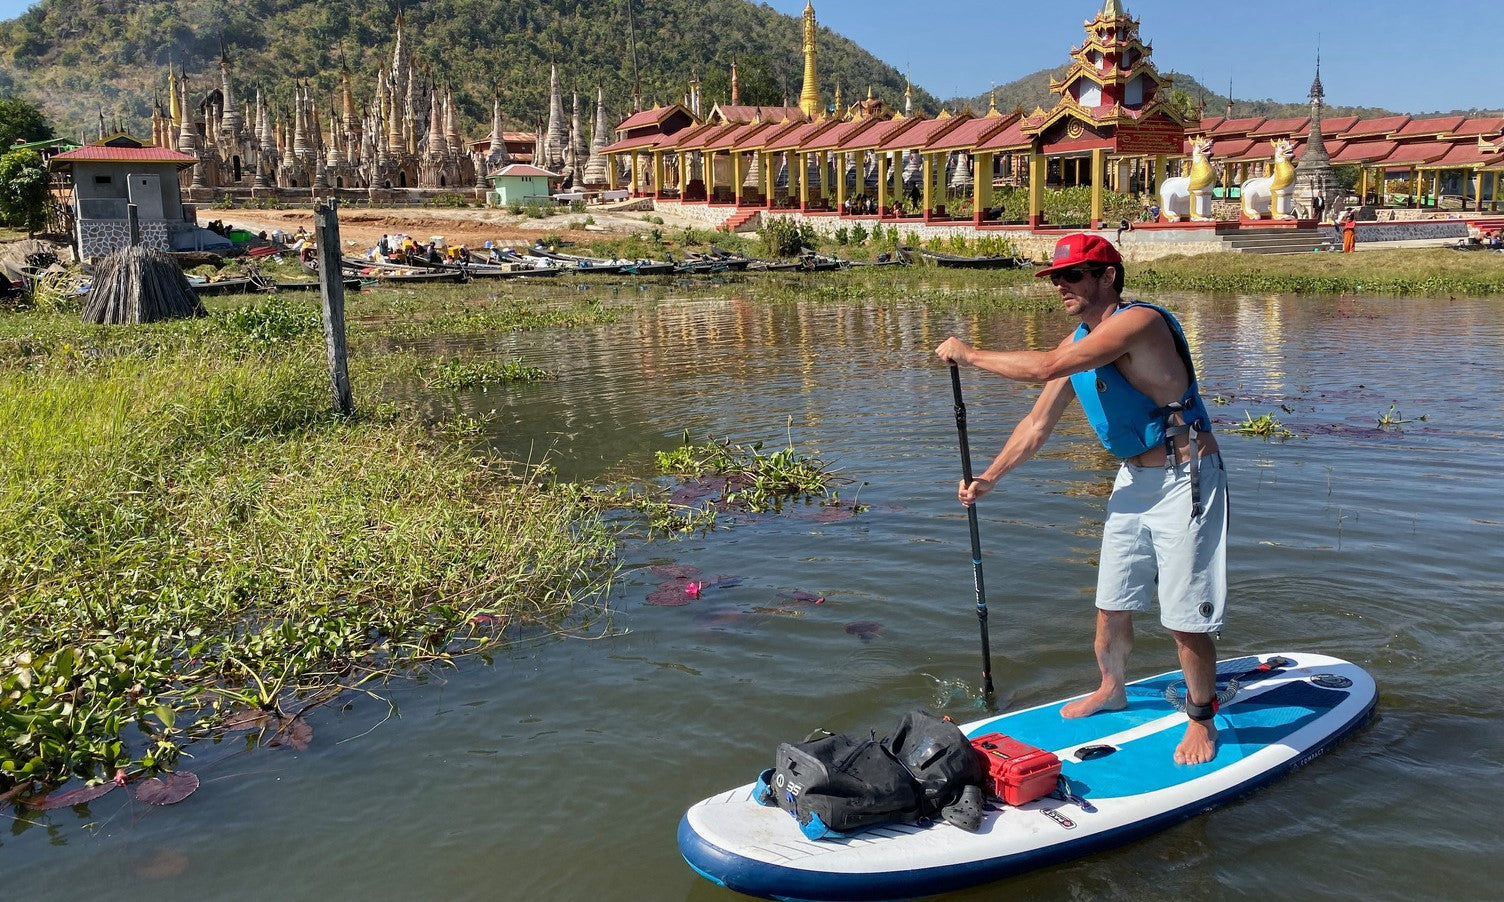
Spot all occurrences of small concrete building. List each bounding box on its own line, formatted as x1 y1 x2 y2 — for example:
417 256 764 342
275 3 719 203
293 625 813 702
49 134 228 259
488 163 559 207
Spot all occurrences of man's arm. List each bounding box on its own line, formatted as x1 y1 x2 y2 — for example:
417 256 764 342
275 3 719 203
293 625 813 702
935 307 1163 383
960 376 1076 506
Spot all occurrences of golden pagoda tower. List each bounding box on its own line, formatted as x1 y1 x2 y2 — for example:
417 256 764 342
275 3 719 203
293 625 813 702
798 2 820 119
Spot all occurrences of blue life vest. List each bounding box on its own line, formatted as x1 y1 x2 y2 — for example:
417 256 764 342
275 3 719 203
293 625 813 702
1067 302 1211 460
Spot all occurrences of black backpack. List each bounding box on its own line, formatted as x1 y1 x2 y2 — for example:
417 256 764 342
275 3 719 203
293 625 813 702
756 710 985 840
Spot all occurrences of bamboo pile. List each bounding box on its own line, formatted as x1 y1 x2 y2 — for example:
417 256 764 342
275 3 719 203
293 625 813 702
81 246 205 325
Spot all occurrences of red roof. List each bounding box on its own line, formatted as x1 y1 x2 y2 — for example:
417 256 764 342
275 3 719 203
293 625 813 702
841 117 924 151
1329 138 1397 164
1342 115 1411 138
615 105 689 132
1206 116 1265 137
703 122 764 151
976 119 1031 151
1381 141 1452 166
1427 141 1504 168
1195 116 1224 133
877 115 967 151
729 119 805 152
1247 117 1309 139
50 144 198 168
800 119 875 151
764 120 839 152
1194 137 1255 160
1321 116 1360 135
1448 117 1504 138
599 131 673 154
1394 115 1466 137
928 114 1019 152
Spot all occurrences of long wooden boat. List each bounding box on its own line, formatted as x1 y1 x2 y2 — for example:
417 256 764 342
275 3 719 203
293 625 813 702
914 248 1023 269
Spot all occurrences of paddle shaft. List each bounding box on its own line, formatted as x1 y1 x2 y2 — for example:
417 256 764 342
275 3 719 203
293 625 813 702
949 364 995 696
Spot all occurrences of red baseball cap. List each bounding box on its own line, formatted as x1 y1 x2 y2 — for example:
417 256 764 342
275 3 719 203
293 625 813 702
1034 233 1123 278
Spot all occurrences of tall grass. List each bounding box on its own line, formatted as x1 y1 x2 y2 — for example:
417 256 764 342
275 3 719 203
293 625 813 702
0 308 614 793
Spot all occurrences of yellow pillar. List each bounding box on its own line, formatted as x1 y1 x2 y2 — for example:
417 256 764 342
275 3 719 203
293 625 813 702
607 154 618 190
1432 170 1443 208
763 152 775 207
1028 150 1045 228
1090 147 1106 229
1153 155 1166 195
877 152 889 214
974 151 994 224
835 152 848 213
1474 170 1484 212
732 152 744 205
630 151 641 195
798 152 810 209
1357 167 1367 204
678 152 690 197
922 152 933 217
653 150 666 198
704 150 717 201
1412 167 1422 205
1492 171 1499 212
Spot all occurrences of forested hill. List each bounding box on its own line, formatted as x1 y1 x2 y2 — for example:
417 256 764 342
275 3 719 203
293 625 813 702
0 0 938 142
945 67 1400 122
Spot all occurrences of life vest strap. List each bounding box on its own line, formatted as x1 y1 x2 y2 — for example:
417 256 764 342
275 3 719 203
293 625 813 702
1153 401 1203 520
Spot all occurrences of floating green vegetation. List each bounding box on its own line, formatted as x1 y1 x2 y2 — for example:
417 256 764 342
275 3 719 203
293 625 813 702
421 356 553 390
656 426 854 514
1377 404 1425 430
0 307 615 798
1229 411 1297 439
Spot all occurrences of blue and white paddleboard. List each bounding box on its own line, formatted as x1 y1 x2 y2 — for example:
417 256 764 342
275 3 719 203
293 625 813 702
680 652 1376 901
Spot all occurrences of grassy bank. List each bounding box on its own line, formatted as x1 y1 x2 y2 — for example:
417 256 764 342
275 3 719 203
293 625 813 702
0 294 620 797
1135 248 1504 296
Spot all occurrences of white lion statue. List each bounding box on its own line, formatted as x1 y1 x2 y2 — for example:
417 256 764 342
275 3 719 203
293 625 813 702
1159 137 1216 222
1241 139 1297 220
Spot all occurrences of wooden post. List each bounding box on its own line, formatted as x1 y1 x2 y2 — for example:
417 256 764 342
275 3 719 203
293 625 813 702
315 200 354 418
127 203 140 247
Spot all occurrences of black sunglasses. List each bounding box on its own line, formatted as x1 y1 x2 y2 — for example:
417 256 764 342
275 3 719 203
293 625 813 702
1050 265 1107 284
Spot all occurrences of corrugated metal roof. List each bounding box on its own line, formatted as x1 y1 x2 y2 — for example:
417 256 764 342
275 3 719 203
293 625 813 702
50 145 198 168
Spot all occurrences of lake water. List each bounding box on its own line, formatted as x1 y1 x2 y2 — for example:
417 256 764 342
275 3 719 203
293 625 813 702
6 283 1503 901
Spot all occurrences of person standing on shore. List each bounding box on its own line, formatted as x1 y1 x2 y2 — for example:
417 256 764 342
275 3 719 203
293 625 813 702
1341 211 1357 253
934 234 1228 765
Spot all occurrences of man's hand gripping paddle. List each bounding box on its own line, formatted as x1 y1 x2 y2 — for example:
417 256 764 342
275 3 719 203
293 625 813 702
950 364 995 698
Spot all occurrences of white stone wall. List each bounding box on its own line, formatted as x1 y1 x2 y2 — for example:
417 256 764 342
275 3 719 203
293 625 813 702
77 219 170 259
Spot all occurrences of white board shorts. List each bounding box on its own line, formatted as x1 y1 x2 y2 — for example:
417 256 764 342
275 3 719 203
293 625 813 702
1095 452 1228 633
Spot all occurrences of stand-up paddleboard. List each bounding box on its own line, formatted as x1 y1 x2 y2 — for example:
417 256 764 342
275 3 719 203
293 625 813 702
680 652 1376 901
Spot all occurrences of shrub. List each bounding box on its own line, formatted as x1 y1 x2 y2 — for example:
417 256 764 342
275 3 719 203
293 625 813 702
759 216 818 257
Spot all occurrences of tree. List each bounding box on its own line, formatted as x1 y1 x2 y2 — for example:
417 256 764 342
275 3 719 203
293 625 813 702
0 149 51 235
0 97 56 150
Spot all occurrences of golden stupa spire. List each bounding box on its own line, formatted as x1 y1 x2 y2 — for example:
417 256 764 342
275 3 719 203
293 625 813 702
798 2 820 119
168 61 181 129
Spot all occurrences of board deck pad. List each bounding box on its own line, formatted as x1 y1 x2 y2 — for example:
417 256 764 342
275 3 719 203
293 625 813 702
679 652 1376 901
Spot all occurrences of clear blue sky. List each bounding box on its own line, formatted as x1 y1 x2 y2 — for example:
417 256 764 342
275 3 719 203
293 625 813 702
0 0 1494 114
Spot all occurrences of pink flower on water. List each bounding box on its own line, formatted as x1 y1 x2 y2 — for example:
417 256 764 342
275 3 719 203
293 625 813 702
685 581 704 599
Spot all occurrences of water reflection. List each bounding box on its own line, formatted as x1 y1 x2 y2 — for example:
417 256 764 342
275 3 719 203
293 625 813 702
6 289 1504 902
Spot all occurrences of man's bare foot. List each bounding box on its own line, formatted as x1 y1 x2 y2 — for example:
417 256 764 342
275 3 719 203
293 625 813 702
1061 687 1127 718
1174 719 1218 765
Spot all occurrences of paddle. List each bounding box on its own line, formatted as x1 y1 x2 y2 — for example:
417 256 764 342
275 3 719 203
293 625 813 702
949 364 995 697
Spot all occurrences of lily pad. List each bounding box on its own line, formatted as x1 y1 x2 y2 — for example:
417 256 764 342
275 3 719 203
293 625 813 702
648 563 703 579
844 620 887 642
135 771 200 806
268 716 313 751
777 590 825 605
30 781 118 810
645 585 694 607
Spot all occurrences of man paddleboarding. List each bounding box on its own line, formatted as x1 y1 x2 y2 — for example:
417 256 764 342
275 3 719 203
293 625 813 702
935 233 1228 765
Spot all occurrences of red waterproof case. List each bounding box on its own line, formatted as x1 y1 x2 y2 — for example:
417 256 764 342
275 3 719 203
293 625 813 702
969 733 1062 806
